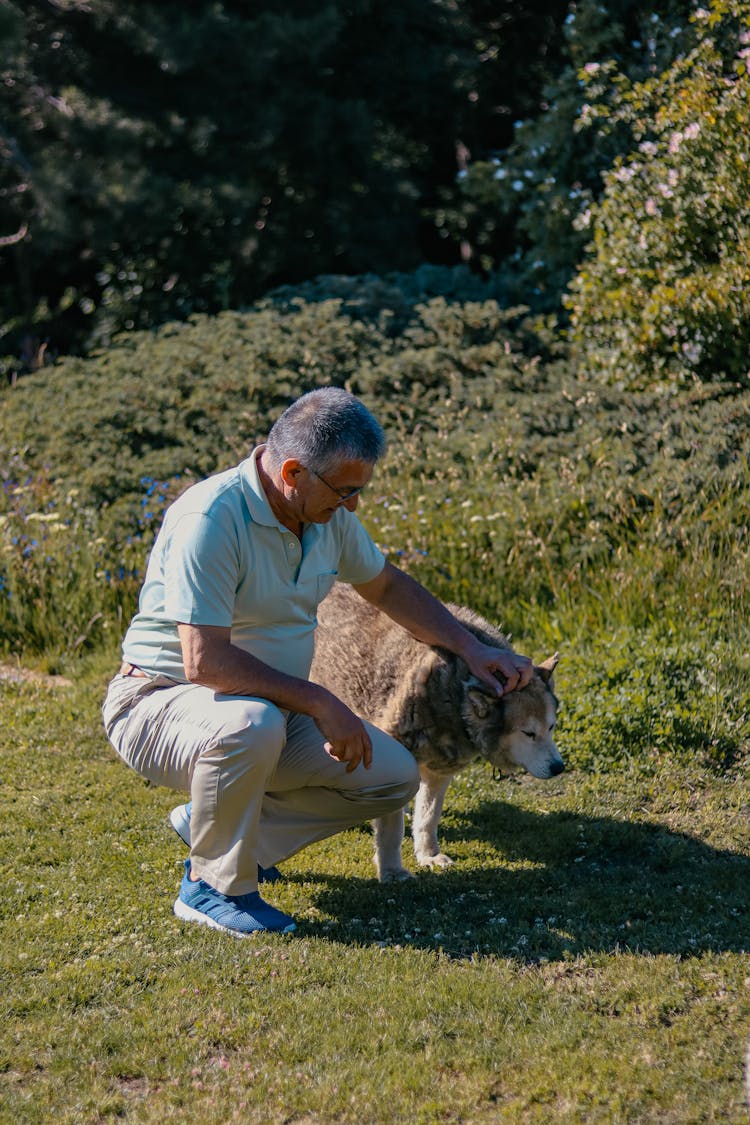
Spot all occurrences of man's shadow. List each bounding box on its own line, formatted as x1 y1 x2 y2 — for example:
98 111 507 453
301 798 750 960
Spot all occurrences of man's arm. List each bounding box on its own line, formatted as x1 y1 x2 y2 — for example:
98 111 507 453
177 623 372 772
353 562 533 696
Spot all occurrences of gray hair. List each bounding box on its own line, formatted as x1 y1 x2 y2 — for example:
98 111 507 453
264 387 386 473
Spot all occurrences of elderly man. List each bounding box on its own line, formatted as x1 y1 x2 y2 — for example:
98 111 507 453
102 387 533 936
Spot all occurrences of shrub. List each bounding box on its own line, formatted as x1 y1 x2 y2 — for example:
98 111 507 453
558 627 750 772
1 275 748 770
0 280 533 545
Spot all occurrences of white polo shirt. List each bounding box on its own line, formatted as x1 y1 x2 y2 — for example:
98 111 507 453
121 448 385 682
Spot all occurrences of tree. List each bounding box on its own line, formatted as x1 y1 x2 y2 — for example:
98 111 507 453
434 0 696 310
566 0 750 387
0 0 475 354
2 0 707 360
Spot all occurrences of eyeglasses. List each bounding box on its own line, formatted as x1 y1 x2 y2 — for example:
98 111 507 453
310 467 364 503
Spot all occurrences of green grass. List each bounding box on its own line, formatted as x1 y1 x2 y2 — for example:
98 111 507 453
2 650 749 1123
2 294 750 1119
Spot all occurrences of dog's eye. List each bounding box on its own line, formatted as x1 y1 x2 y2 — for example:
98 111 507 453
522 729 536 740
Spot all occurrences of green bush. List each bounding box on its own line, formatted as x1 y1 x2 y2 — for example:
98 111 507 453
558 627 750 772
566 0 750 387
0 277 535 542
1 272 748 765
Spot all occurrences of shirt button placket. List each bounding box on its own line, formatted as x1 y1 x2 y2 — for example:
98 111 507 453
285 535 301 570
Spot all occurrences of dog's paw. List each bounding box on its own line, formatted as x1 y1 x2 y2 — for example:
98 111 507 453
378 867 414 884
416 852 454 869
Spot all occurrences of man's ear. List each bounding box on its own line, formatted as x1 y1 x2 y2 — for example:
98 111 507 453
280 459 305 489
536 652 560 686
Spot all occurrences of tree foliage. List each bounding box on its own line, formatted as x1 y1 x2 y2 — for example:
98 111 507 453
433 0 696 307
0 0 483 353
1 0 574 357
566 0 750 387
2 0 745 373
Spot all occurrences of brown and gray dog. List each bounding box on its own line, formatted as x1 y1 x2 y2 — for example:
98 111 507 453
311 583 563 882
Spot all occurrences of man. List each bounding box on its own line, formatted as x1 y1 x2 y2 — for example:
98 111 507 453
102 387 533 936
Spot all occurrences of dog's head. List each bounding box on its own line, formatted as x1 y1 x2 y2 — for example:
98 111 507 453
461 654 564 779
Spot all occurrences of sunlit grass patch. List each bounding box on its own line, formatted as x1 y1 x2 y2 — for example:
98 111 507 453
2 665 749 1123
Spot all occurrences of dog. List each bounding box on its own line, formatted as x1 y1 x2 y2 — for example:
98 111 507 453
310 583 563 882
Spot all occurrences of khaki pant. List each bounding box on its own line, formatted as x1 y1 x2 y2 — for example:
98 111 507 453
102 673 419 895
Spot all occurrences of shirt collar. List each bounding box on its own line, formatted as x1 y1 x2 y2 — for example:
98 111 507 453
239 446 282 529
239 446 347 541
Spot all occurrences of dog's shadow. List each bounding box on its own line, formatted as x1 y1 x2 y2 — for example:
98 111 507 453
302 798 750 960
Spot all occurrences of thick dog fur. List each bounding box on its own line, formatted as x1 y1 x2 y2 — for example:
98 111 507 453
310 583 563 882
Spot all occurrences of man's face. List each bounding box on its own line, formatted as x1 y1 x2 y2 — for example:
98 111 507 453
294 458 374 523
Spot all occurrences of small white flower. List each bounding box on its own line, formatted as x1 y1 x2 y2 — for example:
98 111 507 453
682 341 702 365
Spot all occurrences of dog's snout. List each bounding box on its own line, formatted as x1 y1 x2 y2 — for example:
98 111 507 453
550 759 565 776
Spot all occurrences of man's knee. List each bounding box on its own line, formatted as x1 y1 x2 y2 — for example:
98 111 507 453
211 697 287 769
400 754 421 802
368 750 420 810
367 735 420 804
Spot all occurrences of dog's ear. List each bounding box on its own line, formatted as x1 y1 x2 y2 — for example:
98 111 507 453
465 677 500 719
535 652 560 686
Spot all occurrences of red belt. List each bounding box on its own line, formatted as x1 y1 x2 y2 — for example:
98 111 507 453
119 662 149 678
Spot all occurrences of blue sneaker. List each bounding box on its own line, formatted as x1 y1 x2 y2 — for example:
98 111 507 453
173 860 296 936
169 803 283 884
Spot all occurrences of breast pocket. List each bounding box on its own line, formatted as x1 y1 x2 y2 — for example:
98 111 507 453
315 571 338 603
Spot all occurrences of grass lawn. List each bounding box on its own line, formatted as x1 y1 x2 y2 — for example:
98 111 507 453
1 653 749 1123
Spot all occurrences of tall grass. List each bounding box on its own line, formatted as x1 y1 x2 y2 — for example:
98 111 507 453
0 469 139 667
4 409 746 771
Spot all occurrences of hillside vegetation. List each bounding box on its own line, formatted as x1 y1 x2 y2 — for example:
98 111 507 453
1 270 748 775
1 279 749 1122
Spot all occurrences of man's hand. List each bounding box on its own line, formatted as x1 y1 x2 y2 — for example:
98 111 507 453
311 689 373 772
177 624 373 768
462 639 533 697
355 564 533 698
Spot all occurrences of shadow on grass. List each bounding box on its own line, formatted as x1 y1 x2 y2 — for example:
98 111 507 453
299 800 749 961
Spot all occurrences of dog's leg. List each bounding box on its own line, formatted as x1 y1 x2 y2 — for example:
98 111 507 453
412 767 454 869
372 809 412 883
